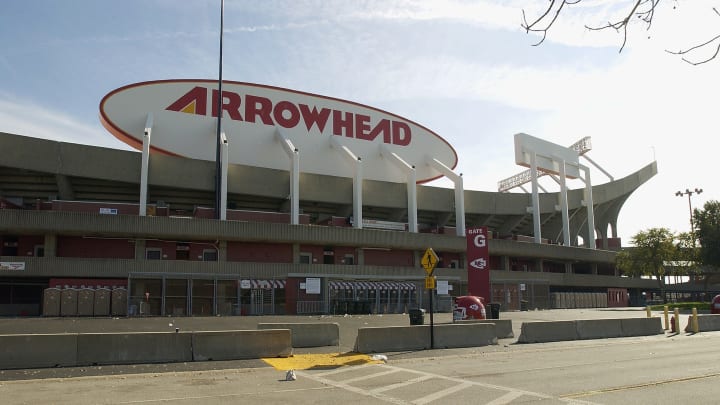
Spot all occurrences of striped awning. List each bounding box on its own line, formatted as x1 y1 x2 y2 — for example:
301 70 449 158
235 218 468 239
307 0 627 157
329 280 416 291
248 279 286 289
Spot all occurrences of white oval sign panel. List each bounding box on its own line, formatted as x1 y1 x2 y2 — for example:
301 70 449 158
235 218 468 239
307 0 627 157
100 80 457 183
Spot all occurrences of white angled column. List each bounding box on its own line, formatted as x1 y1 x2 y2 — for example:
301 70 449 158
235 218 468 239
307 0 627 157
275 127 300 225
382 146 418 233
580 164 595 249
331 138 363 229
558 159 570 246
140 113 153 216
529 152 542 243
428 158 465 236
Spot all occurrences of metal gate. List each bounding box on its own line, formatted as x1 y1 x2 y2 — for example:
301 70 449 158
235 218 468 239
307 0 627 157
250 288 274 315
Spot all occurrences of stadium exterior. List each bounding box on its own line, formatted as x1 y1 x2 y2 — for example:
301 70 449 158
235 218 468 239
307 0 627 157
0 128 659 317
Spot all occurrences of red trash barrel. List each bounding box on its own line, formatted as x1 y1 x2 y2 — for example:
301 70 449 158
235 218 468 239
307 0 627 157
712 295 720 314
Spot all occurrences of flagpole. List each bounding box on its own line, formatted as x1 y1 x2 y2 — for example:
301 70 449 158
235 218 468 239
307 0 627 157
215 0 224 219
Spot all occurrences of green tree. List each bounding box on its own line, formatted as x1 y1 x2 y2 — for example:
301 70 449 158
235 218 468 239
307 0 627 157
616 228 678 302
694 200 720 288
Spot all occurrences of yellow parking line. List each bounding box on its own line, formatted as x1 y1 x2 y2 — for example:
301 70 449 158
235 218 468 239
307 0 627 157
263 353 384 371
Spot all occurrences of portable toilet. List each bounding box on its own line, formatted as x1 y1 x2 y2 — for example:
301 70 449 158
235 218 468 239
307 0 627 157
111 287 128 316
42 287 61 316
94 287 111 316
77 287 94 316
60 288 78 317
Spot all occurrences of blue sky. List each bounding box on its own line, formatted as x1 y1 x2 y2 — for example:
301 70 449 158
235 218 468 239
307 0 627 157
2 0 718 244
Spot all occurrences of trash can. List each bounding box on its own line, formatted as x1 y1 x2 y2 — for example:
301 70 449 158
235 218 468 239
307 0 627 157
520 300 528 311
409 308 425 325
488 303 501 319
712 295 720 314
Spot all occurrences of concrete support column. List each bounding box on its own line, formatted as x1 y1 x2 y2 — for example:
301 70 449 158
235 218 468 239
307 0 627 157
501 256 511 271
535 259 544 273
356 248 365 266
43 234 56 257
292 243 300 264
218 240 228 262
565 262 573 274
592 263 598 275
134 239 146 260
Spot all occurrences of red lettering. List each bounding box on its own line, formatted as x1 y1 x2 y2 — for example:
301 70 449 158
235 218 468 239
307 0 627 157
166 86 207 115
299 104 331 132
355 114 372 140
211 89 243 120
273 101 300 128
244 94 273 124
333 110 354 138
392 121 411 146
369 119 391 144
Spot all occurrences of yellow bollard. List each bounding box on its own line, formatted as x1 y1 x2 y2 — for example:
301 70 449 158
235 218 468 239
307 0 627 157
646 306 652 318
692 307 699 333
664 305 669 330
674 307 681 333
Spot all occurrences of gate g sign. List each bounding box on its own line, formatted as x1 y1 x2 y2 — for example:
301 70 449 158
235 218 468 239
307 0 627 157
466 227 490 300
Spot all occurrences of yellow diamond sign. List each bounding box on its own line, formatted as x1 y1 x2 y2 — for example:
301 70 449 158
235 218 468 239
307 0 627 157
421 248 439 275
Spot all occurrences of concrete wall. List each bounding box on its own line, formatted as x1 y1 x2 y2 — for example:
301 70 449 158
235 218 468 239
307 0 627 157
76 332 192 365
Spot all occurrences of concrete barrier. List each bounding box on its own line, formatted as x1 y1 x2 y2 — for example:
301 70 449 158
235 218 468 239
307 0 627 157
0 334 78 369
620 317 663 337
192 329 293 361
519 318 664 343
76 332 192 365
355 324 497 353
576 319 623 340
434 324 497 348
257 322 339 347
518 320 577 343
685 314 720 332
454 319 514 338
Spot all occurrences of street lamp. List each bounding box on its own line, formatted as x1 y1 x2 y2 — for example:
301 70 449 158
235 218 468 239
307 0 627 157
675 187 703 239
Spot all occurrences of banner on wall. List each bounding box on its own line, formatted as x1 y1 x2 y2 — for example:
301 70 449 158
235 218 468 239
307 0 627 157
466 227 490 301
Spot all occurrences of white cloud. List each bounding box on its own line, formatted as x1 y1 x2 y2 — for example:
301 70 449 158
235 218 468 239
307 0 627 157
0 94 132 151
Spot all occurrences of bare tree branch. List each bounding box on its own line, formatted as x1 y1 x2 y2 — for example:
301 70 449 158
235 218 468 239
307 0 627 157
522 1 720 65
521 0 580 47
666 8 720 65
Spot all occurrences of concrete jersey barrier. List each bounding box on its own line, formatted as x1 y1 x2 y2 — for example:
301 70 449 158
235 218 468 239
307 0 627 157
76 332 193 366
192 329 293 361
257 322 339 347
355 323 497 353
685 314 720 333
0 334 78 369
0 329 293 370
518 317 663 343
453 319 514 339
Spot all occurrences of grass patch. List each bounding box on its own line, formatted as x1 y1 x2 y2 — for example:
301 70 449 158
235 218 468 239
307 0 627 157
648 302 710 311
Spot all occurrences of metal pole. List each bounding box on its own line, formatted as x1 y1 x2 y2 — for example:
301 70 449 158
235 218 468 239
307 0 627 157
429 283 434 349
214 0 224 219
